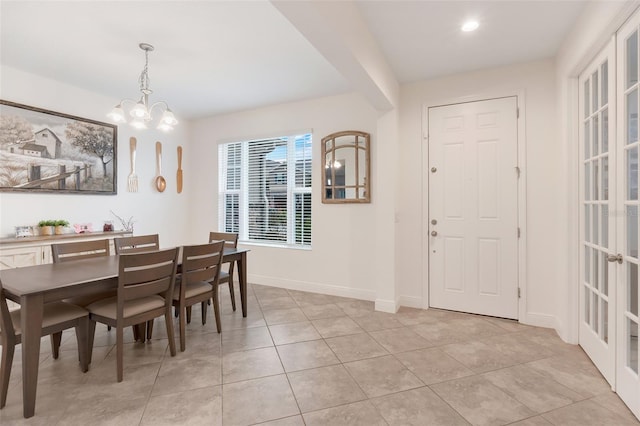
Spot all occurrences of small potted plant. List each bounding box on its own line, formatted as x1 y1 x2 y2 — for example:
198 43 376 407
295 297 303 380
38 220 56 236
54 219 69 235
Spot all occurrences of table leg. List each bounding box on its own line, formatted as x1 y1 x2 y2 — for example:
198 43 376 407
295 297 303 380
238 254 247 317
20 294 44 418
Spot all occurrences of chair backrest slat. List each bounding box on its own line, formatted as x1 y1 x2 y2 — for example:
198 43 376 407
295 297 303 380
118 248 178 304
180 242 225 297
208 232 238 249
52 239 110 263
114 235 160 255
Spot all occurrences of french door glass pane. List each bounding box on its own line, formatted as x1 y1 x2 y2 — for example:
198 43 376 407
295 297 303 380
627 31 638 89
585 205 591 242
594 248 600 290
585 285 591 325
585 245 591 284
603 299 609 343
629 147 639 200
585 122 591 159
628 319 638 373
603 255 609 296
603 157 609 200
594 116 600 155
594 160 600 200
585 80 591 117
593 71 599 111
602 204 609 247
629 263 638 316
627 89 638 144
594 290 600 334
593 205 599 245
629 206 639 259
602 109 609 153
602 61 609 105
585 162 591 200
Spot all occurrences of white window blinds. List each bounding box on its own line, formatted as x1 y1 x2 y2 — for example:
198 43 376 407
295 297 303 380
218 132 312 248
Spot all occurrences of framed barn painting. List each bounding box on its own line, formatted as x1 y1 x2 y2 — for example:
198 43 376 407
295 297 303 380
0 100 117 194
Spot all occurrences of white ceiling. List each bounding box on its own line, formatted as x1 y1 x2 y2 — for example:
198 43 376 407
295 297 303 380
0 1 587 121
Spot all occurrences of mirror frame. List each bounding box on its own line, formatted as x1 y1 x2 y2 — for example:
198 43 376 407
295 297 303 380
321 130 371 204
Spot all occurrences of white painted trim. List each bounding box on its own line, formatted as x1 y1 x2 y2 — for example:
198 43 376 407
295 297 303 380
421 90 528 323
398 295 423 309
248 273 377 301
520 312 558 330
375 298 399 313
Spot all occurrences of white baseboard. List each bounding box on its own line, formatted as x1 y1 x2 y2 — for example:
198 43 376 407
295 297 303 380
375 298 399 313
521 311 557 330
248 274 377 301
398 295 423 309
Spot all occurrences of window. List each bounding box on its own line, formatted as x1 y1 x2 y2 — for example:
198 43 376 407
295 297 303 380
218 132 312 248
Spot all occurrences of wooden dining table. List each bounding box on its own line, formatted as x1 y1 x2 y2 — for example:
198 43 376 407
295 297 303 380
0 247 249 418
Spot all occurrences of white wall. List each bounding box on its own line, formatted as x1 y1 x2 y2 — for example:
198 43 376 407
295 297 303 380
189 93 383 300
0 66 191 248
396 59 559 327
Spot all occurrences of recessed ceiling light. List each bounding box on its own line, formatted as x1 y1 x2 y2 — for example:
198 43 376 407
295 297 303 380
461 20 479 32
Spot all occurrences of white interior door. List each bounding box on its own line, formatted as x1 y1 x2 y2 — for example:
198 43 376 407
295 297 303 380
616 14 640 419
428 97 519 319
579 39 616 387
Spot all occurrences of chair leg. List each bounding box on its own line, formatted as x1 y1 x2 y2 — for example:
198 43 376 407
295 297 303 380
107 325 111 331
228 263 237 311
186 306 192 324
116 326 124 382
213 288 221 334
201 301 207 325
75 317 90 373
179 304 186 352
0 340 15 408
87 320 97 364
166 308 177 357
50 331 63 359
132 324 139 341
146 319 154 340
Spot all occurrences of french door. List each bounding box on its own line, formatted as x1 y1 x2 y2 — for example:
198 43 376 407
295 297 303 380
579 40 616 387
616 14 640 418
579 16 640 419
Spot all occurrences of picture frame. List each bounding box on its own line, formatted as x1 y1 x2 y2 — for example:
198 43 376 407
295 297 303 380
0 100 117 194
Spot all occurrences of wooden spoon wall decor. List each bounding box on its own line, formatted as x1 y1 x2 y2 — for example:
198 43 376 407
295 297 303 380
155 141 167 192
177 146 183 194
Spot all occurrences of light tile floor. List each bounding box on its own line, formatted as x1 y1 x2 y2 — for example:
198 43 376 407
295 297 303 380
1 283 639 425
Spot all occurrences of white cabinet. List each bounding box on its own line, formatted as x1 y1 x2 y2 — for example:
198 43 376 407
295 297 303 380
0 231 132 270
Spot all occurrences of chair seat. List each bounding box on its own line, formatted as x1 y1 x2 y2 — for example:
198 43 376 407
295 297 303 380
173 280 212 301
86 295 165 320
63 290 118 308
10 302 88 336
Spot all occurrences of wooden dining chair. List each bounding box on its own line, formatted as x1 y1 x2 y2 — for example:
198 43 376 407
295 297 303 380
113 234 160 340
85 248 178 382
113 234 160 255
209 231 239 311
0 280 90 408
173 241 224 350
50 239 114 356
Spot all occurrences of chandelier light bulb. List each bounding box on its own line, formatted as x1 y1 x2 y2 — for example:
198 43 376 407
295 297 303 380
461 20 479 32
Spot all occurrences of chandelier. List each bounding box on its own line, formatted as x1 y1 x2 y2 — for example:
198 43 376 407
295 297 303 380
108 43 178 131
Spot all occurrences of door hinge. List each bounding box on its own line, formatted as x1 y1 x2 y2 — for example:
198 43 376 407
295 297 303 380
515 166 521 178
517 227 521 238
518 287 521 298
516 107 520 118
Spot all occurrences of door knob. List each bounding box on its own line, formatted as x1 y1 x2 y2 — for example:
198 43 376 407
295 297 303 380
431 167 437 173
607 254 623 264
431 219 437 225
431 231 438 237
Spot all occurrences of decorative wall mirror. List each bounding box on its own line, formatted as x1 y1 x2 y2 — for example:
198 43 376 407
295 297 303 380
321 130 370 203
